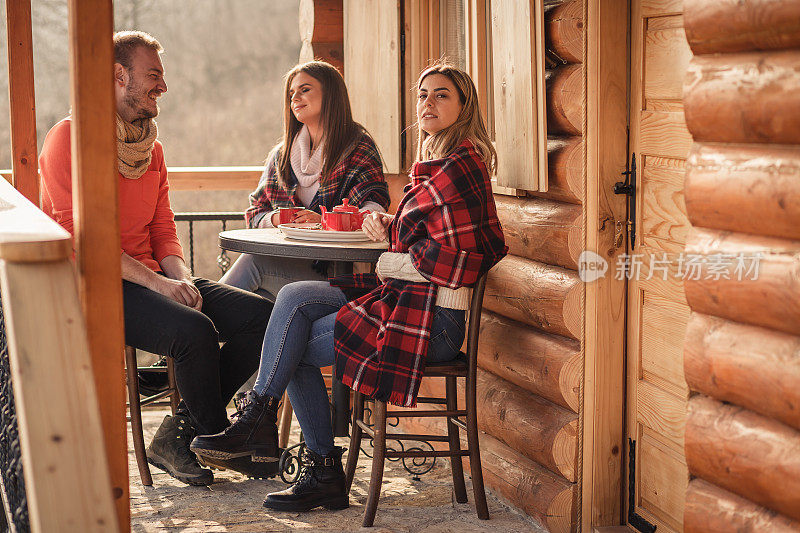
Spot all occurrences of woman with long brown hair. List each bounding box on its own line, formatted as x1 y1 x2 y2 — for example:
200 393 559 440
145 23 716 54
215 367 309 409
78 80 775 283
220 60 390 298
192 63 506 514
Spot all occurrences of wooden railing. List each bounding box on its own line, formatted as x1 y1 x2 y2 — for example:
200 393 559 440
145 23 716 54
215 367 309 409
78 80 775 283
0 178 117 532
2 167 263 192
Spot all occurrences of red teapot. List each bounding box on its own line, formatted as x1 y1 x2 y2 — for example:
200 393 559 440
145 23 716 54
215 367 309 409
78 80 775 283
320 199 365 231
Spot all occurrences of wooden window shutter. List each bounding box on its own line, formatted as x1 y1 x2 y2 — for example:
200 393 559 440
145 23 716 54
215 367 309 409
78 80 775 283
490 0 548 191
344 0 402 174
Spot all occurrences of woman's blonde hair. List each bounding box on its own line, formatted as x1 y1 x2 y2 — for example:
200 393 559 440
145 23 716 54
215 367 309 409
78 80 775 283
274 61 366 189
415 63 496 174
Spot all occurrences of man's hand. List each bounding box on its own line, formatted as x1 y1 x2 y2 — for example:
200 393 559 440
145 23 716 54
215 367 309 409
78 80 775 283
121 253 202 311
157 255 203 310
362 212 393 242
153 276 203 310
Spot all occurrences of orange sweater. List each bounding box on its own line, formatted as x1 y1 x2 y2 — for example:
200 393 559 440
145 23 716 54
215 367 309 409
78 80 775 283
39 118 184 272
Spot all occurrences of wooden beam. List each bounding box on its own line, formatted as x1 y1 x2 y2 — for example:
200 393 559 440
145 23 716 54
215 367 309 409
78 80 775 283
685 478 800 533
0 179 118 532
583 0 629 529
298 0 344 72
5 0 39 205
166 166 263 191
67 1 128 530
684 51 800 145
686 395 800 521
684 0 800 55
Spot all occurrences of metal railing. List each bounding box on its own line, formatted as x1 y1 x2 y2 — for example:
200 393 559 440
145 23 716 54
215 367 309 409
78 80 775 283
173 212 245 275
0 293 29 533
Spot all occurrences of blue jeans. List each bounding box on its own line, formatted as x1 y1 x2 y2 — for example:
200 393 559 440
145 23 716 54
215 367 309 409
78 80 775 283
253 280 466 456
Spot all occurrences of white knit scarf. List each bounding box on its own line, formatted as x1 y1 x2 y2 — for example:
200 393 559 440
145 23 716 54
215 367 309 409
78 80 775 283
115 114 157 180
290 125 324 187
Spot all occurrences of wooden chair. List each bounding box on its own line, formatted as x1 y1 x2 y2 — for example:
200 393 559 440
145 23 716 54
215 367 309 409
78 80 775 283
345 274 490 527
125 346 180 486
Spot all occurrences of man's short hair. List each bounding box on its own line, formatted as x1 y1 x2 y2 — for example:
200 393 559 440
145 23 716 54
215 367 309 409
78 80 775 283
113 31 162 69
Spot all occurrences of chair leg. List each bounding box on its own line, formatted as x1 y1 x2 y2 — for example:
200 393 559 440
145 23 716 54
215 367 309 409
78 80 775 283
166 355 180 415
362 399 386 528
344 391 365 492
446 376 468 503
278 391 293 449
125 347 153 486
466 392 489 520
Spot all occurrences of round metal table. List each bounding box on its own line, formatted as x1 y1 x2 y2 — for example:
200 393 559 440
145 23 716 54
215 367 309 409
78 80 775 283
218 227 388 436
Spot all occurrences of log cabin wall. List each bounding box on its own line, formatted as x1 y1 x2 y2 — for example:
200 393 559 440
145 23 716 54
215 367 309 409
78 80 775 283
398 2 585 531
681 0 800 530
324 1 586 529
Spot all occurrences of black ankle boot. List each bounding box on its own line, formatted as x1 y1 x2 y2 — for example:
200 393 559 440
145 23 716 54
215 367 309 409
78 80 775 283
190 390 281 464
146 414 213 486
263 446 349 512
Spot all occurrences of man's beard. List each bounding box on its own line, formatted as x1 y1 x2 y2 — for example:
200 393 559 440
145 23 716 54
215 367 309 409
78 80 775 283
124 81 158 120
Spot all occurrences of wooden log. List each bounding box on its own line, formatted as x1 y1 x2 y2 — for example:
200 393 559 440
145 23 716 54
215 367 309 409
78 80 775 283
684 0 800 55
484 255 582 340
527 136 583 205
684 51 800 145
494 195 581 270
685 312 800 432
685 478 800 533
299 0 344 72
684 227 800 336
546 64 582 136
394 401 575 531
685 395 800 521
478 311 581 412
545 0 583 64
685 143 800 241
476 370 577 481
472 431 576 532
5 0 39 205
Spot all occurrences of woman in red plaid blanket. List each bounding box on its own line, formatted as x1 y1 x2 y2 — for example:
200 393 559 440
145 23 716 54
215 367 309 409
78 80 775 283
220 61 390 300
192 64 507 513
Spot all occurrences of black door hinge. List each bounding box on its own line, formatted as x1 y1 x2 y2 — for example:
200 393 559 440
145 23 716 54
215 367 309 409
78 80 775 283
628 438 657 533
614 153 637 248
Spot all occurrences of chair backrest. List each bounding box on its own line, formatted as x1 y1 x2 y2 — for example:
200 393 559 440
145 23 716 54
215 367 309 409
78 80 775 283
465 273 488 379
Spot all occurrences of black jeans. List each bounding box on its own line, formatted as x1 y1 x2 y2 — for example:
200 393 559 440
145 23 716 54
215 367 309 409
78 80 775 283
122 277 272 435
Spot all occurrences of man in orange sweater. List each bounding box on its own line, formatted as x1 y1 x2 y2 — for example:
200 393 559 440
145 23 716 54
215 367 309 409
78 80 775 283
39 31 272 486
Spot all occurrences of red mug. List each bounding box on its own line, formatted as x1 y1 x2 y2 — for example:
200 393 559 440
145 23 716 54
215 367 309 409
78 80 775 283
278 207 302 224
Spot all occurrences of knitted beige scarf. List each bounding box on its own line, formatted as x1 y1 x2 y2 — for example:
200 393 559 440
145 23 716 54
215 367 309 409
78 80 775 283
115 114 158 179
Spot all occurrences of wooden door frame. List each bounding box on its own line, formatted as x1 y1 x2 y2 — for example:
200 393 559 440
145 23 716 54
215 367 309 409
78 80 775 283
581 0 629 529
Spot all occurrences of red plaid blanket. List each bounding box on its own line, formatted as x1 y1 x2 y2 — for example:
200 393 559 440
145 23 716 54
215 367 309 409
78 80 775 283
332 140 507 406
244 133 390 226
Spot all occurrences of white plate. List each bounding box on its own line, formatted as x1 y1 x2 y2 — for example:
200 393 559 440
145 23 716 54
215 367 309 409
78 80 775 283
278 223 372 242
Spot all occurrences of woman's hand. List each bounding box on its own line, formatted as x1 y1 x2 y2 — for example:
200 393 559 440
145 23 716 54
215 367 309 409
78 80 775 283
292 209 321 224
362 212 394 242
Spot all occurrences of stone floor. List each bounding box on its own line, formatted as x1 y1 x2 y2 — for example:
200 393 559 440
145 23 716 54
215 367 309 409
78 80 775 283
129 408 544 532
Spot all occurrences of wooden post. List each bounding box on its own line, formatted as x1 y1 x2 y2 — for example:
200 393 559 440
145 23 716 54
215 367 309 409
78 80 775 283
67 1 128 530
5 0 39 205
0 179 118 533
583 0 629 529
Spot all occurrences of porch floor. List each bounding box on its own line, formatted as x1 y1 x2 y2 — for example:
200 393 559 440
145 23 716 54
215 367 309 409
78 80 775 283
129 408 543 532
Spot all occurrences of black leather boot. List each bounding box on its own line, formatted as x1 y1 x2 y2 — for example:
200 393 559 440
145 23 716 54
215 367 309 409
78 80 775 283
146 414 213 486
197 454 280 479
190 390 281 463
263 446 349 512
